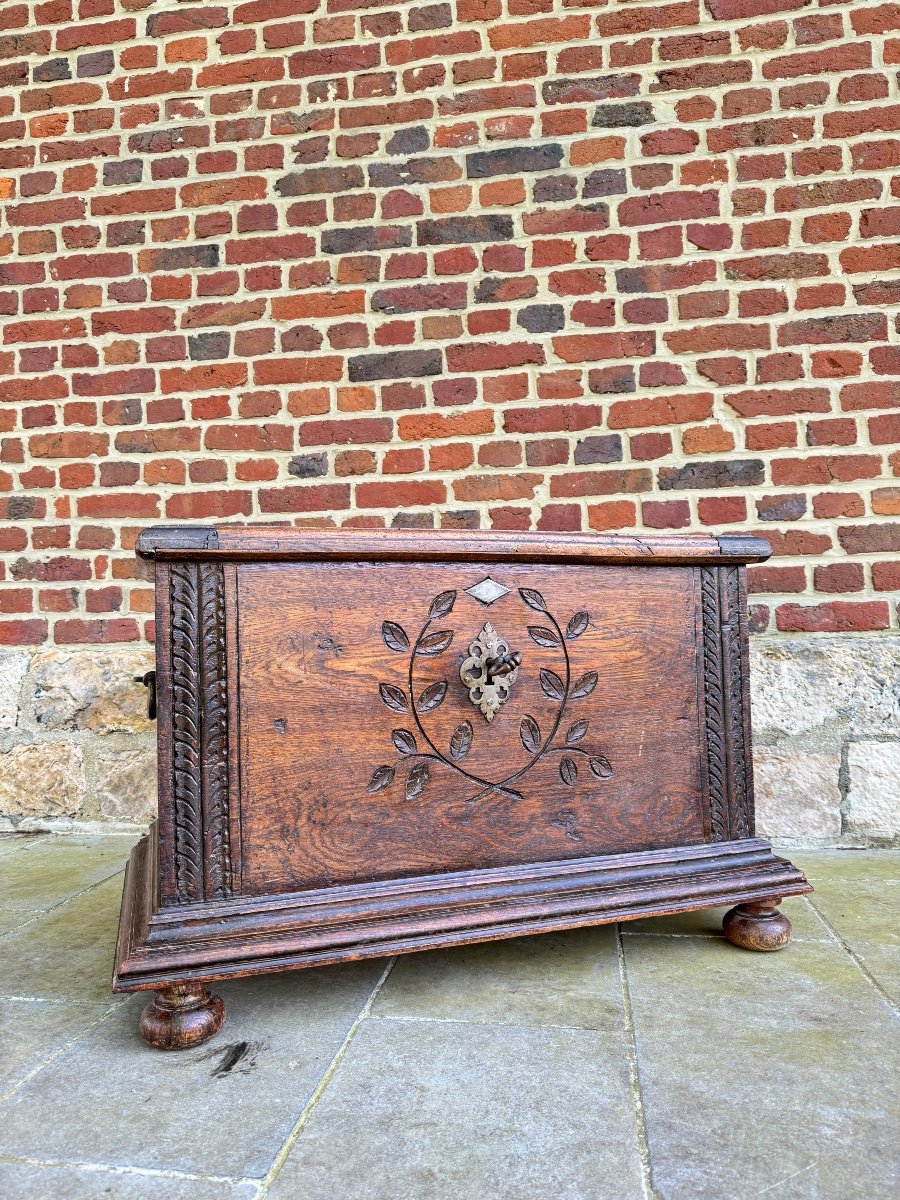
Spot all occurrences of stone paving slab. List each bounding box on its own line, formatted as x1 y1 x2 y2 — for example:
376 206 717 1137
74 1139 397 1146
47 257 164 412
1 835 133 911
623 935 900 1200
371 925 623 1031
792 850 900 883
0 833 897 1199
0 1162 257 1199
0 966 385 1179
0 903 36 936
0 998 112 1095
267 1016 644 1200
0 875 123 1003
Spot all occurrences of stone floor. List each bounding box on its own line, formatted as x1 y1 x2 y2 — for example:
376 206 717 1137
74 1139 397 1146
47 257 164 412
0 835 897 1199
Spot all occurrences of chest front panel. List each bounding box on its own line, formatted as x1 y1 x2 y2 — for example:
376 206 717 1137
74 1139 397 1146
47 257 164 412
233 561 706 894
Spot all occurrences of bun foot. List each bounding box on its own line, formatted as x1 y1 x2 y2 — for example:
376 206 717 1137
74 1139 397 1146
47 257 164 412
139 984 225 1050
723 899 792 952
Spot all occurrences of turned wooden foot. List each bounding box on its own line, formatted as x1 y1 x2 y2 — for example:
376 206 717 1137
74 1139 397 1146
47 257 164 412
139 984 225 1050
723 899 792 952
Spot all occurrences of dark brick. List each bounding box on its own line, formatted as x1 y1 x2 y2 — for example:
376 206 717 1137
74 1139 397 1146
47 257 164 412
349 349 443 382
7 496 42 520
103 160 143 187
756 494 807 522
77 51 114 78
543 75 640 105
33 58 70 83
588 365 635 394
534 175 577 203
592 102 656 128
189 332 230 361
466 144 563 179
658 459 765 490
418 215 515 245
372 283 467 313
778 313 888 346
107 221 145 247
574 434 623 465
475 276 538 304
518 304 565 334
139 245 219 271
321 226 413 254
409 3 452 32
129 128 210 154
368 156 459 187
583 169 627 198
392 512 435 528
277 165 365 196
386 127 431 156
838 524 900 555
288 453 328 479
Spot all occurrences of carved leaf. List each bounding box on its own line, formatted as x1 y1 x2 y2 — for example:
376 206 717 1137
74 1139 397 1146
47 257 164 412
382 621 409 653
571 671 598 699
428 590 457 620
368 765 395 793
450 720 473 760
520 715 541 753
528 625 561 649
417 629 453 656
560 756 577 786
392 728 417 755
566 719 589 745
418 680 448 712
378 682 408 712
566 611 589 640
405 761 429 800
539 668 565 701
589 755 612 779
519 587 548 613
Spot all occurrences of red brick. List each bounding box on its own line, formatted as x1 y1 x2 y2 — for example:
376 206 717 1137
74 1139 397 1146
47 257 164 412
776 602 890 634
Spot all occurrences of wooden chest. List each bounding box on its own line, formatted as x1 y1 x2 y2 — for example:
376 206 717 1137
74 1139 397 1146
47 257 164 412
114 527 810 1049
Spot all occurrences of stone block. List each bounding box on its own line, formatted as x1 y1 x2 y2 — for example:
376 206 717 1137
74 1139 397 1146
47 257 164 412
28 649 154 734
90 744 157 822
753 747 842 839
0 651 28 730
0 742 85 819
846 741 900 841
751 636 900 740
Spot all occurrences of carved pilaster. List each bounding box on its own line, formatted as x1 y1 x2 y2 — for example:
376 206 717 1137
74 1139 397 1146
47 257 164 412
700 566 753 840
170 562 232 902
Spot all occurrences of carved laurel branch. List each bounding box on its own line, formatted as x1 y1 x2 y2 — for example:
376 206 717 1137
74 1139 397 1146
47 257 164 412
368 586 612 804
171 562 231 903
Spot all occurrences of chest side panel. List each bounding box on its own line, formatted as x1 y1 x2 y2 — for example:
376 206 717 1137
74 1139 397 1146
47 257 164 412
234 560 706 894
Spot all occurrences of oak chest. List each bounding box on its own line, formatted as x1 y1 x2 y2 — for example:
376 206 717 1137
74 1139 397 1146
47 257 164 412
114 526 810 1049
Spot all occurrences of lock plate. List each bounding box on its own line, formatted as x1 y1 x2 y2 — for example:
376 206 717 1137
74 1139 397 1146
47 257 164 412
459 622 520 722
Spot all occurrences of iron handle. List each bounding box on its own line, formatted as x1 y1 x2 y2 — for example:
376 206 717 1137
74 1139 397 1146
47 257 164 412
135 670 156 720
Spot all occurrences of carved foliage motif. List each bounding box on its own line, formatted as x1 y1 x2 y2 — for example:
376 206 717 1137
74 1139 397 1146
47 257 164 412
368 586 612 805
170 562 232 903
700 566 751 840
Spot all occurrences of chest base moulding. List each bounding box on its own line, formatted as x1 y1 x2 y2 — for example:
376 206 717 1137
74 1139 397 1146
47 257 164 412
113 527 811 1050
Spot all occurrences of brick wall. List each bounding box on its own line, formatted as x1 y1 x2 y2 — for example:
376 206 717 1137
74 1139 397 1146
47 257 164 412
1 0 899 651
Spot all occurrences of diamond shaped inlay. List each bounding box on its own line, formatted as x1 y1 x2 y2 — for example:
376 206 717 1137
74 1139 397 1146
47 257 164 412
465 577 509 606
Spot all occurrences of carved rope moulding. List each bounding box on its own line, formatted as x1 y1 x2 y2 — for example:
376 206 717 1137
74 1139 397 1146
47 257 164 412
368 584 613 806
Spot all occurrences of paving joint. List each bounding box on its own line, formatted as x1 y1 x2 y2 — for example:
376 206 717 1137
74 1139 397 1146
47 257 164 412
805 897 900 1017
615 924 662 1200
256 956 398 1197
0 997 130 1106
0 1153 260 1190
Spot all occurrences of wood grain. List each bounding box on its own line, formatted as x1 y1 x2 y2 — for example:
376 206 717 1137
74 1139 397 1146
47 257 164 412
236 561 706 893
